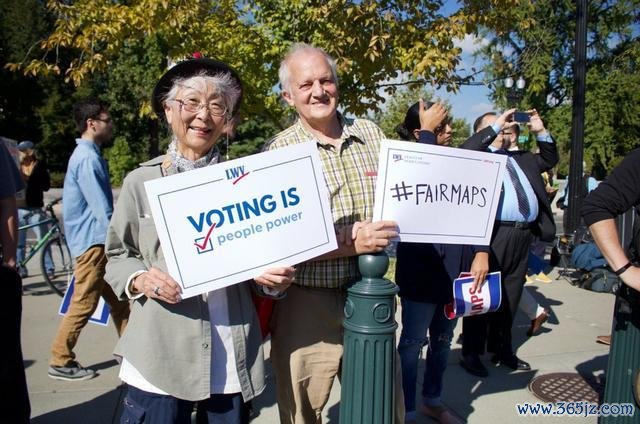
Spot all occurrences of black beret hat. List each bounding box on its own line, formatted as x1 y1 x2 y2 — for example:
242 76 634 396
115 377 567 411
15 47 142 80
152 58 243 117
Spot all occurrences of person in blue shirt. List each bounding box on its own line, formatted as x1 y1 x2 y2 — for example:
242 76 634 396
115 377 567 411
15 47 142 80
395 100 489 424
557 162 599 237
459 109 558 377
48 98 130 381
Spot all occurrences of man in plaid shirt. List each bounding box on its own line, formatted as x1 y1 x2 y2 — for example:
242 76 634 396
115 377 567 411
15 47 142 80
265 43 401 423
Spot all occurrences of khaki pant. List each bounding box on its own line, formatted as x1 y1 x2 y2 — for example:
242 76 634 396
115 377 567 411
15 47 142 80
270 284 404 423
50 245 130 367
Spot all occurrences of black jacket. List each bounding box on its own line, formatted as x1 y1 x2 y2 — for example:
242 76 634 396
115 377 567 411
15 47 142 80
23 160 50 208
461 126 559 242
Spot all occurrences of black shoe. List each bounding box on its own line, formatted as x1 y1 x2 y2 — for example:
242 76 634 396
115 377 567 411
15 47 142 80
459 354 488 377
491 354 531 371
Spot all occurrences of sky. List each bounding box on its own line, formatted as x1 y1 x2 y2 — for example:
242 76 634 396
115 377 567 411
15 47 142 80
369 32 496 130
433 34 495 129
432 1 495 128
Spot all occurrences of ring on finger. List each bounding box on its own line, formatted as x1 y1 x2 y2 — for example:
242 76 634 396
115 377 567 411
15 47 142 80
153 286 160 296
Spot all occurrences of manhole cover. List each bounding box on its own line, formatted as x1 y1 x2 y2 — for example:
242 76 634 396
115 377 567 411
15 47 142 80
529 372 604 403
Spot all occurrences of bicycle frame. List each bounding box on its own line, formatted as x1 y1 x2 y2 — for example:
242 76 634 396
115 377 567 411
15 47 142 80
17 220 62 268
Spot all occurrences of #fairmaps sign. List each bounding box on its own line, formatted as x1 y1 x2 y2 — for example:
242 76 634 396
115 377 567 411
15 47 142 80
373 140 507 245
145 142 337 298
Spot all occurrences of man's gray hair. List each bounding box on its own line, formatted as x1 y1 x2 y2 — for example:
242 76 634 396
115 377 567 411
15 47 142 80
278 43 338 92
163 71 241 118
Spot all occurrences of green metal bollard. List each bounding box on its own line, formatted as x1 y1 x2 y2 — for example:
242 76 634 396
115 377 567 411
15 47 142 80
340 252 399 423
600 293 640 423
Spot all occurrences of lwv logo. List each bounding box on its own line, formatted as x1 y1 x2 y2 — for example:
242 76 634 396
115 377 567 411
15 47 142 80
225 166 245 180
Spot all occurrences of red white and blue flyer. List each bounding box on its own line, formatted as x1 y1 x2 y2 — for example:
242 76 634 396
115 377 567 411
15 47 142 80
444 271 502 319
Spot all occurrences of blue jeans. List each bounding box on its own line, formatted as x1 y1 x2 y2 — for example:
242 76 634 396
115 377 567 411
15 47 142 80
17 208 53 272
120 385 248 424
398 298 456 414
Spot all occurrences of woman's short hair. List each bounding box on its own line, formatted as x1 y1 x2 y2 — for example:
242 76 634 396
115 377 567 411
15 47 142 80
162 71 242 119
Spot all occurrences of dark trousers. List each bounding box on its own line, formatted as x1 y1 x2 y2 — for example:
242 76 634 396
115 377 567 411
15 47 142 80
0 266 30 423
462 225 532 357
120 385 249 424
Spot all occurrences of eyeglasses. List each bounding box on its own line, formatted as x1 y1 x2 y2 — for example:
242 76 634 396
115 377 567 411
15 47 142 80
92 117 112 124
173 99 227 117
500 131 513 136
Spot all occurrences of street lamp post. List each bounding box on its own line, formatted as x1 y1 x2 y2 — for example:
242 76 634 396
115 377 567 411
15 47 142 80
504 76 526 108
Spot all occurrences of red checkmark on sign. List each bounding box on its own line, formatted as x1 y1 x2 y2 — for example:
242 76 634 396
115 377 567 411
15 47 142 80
194 222 217 251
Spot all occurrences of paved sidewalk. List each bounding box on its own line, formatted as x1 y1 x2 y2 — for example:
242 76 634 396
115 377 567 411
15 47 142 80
22 264 614 423
24 188 619 423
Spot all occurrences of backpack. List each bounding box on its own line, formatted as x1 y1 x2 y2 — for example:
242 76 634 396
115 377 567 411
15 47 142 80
578 268 621 293
571 242 607 271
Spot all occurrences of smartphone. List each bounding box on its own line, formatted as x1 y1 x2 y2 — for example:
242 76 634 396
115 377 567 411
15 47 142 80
513 111 530 123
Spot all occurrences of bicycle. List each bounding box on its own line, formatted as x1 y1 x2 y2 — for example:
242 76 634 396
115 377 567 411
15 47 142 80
18 198 73 296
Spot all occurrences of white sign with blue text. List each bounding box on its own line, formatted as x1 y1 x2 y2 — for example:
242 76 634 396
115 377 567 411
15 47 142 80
144 142 337 298
59 275 111 326
373 140 507 245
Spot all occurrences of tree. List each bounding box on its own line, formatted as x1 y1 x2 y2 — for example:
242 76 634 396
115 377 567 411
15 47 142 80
374 85 434 139
0 0 50 142
477 0 640 176
11 0 522 124
373 84 470 145
222 118 280 160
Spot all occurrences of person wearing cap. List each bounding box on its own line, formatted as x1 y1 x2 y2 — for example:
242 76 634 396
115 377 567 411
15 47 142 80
48 98 131 382
264 43 402 424
105 57 295 423
395 100 487 424
15 140 53 278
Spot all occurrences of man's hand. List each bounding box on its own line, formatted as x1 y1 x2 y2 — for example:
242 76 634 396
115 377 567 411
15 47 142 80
620 265 640 292
470 252 489 293
527 109 548 135
418 99 448 132
132 267 182 304
494 108 517 130
353 219 399 254
337 221 366 247
254 266 296 293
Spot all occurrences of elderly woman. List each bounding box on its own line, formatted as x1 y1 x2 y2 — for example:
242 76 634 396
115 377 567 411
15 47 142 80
105 58 294 424
394 100 488 424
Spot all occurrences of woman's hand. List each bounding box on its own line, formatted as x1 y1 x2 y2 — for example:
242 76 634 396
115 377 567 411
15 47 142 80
418 99 448 132
470 252 489 293
132 267 182 304
254 266 296 293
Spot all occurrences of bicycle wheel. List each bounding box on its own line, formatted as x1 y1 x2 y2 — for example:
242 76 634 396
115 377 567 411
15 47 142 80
41 235 74 296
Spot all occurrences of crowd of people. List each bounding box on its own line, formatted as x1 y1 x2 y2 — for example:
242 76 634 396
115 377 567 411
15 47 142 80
1 42 638 424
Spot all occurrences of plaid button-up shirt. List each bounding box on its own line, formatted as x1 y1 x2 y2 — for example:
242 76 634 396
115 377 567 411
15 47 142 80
265 115 384 289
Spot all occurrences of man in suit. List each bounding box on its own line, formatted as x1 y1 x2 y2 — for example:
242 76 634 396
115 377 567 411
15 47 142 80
459 109 558 377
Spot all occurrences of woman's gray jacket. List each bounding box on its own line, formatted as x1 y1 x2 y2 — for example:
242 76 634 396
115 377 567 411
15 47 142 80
105 155 266 401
